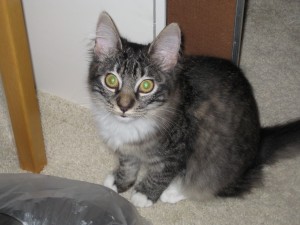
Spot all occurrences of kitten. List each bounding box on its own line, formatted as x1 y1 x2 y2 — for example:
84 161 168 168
88 12 300 207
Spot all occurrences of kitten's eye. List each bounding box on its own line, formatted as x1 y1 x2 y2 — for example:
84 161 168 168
105 73 119 89
138 79 154 94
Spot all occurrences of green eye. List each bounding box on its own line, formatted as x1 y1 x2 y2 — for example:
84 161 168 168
105 73 119 89
139 80 154 93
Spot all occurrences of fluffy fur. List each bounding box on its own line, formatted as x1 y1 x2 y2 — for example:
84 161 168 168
88 12 300 207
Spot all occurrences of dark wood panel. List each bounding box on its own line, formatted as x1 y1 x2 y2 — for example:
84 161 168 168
167 0 237 61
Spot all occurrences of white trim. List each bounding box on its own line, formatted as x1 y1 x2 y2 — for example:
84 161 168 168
153 0 167 38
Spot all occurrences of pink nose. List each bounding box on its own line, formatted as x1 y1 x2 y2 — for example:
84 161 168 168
116 95 135 113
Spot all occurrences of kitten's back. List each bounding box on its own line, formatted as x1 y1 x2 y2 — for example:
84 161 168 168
181 56 261 197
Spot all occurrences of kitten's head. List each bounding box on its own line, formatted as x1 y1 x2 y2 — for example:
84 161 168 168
89 12 181 123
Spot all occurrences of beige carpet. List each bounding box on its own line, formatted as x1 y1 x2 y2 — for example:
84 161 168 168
1 0 299 224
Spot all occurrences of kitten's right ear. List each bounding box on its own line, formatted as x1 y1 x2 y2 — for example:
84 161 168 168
148 23 181 72
94 12 122 59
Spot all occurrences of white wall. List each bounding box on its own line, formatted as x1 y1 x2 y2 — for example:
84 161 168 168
22 0 166 108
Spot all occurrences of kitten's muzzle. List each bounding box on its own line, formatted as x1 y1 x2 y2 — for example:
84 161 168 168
116 94 135 113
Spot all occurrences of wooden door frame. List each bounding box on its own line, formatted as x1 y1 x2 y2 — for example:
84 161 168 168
0 0 47 173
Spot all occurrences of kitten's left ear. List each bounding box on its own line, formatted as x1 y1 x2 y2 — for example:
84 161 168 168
148 23 181 72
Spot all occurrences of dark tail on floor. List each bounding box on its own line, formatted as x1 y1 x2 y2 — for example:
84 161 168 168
259 119 300 164
218 119 300 197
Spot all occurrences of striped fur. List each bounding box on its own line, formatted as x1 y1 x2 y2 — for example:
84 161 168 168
88 12 300 207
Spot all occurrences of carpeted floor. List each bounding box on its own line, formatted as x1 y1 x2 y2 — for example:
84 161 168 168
1 0 299 224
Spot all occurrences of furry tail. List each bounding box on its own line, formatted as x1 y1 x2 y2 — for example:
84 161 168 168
259 119 300 164
217 119 300 197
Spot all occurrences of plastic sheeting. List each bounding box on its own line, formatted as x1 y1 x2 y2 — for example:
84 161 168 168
0 173 151 225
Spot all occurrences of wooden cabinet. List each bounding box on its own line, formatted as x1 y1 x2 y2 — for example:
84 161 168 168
167 0 245 65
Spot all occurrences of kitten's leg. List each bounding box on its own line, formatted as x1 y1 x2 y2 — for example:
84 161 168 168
160 176 187 203
104 154 140 193
131 167 177 207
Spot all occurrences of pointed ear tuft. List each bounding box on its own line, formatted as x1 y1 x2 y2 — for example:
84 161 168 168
94 12 122 59
149 23 181 71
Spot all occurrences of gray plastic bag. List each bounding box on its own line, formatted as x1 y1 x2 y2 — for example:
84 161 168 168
0 173 151 225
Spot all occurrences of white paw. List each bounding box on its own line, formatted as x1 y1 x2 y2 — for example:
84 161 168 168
131 191 153 208
103 173 117 192
160 181 186 204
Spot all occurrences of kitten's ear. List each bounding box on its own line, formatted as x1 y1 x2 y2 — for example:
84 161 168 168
148 23 181 72
94 12 122 59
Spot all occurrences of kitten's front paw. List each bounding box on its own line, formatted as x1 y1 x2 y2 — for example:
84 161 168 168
160 180 186 204
160 187 186 204
131 191 153 208
103 173 117 192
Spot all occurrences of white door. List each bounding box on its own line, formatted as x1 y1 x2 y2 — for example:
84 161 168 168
22 0 166 107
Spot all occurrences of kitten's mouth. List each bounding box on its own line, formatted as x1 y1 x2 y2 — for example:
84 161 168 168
115 113 134 122
111 109 136 122
115 113 133 122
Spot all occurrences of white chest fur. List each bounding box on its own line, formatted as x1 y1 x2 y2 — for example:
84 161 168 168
93 109 158 151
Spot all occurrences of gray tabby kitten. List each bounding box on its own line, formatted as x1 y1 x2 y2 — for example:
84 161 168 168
88 12 300 207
